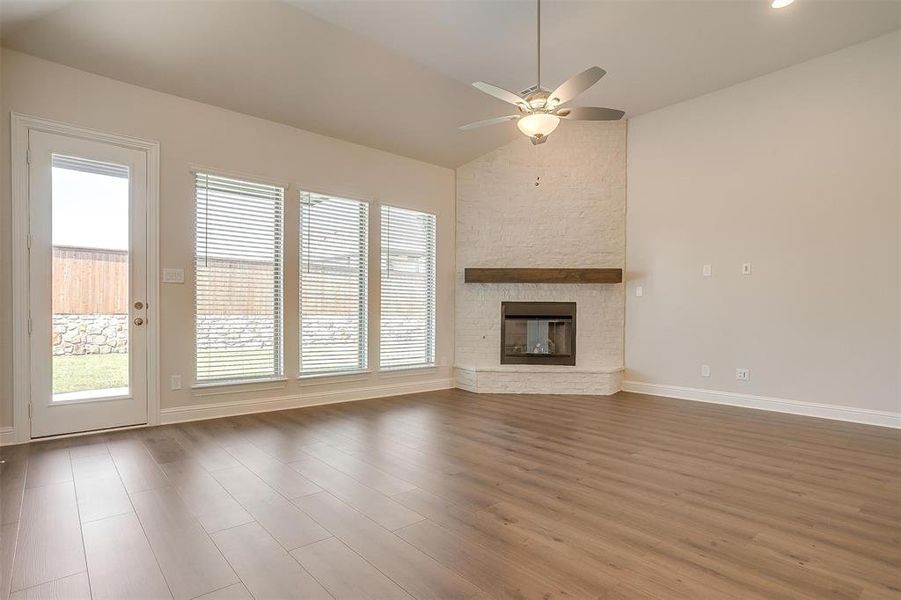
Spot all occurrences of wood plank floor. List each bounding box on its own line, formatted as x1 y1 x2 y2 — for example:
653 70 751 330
1 389 899 599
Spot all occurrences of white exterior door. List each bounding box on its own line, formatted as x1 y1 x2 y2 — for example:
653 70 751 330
28 130 149 437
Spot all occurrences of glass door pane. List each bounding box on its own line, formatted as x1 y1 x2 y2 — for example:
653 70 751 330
51 154 131 401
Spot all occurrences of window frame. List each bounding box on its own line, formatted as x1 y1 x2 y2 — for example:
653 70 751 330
191 168 287 387
298 190 371 378
378 203 437 372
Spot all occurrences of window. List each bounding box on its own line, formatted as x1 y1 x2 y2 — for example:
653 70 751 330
300 192 369 375
194 173 284 384
380 205 436 369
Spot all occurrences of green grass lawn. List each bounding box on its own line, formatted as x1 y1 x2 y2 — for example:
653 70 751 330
52 349 274 393
53 353 129 394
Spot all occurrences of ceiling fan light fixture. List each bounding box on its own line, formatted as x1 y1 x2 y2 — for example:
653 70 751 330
517 113 560 139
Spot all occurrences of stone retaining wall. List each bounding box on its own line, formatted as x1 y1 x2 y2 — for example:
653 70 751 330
196 315 276 350
53 314 128 356
52 314 277 357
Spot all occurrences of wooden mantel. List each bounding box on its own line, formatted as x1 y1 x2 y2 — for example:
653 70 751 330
464 268 623 284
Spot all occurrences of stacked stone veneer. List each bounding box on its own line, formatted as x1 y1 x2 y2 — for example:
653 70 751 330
455 121 626 395
53 314 128 356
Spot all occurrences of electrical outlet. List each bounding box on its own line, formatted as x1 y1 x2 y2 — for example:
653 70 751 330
735 368 750 381
701 364 711 377
635 286 643 297
702 264 712 277
170 374 182 390
742 262 752 275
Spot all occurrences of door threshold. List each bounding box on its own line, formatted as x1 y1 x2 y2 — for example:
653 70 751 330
29 421 150 443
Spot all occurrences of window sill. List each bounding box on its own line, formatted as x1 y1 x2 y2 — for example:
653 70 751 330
378 364 439 377
191 377 288 397
298 370 372 385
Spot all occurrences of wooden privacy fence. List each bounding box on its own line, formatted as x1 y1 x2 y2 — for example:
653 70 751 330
195 257 278 316
53 246 128 314
52 247 278 315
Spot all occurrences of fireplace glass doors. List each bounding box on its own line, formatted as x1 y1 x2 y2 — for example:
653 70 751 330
501 302 575 365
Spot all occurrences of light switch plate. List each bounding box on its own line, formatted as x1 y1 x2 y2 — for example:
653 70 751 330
162 268 185 284
635 286 643 297
742 262 752 275
170 374 182 390
702 264 712 277
701 364 711 377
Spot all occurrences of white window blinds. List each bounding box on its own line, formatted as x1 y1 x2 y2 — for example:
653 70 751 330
194 173 284 384
300 192 369 375
380 205 436 369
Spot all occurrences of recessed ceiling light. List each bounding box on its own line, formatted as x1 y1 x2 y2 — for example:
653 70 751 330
771 0 795 8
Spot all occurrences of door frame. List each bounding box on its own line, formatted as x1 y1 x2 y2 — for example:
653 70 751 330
10 113 161 443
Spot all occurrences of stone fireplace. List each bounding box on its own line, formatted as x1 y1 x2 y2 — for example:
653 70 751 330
454 121 626 395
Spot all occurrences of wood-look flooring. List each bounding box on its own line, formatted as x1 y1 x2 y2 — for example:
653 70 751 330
1 389 899 599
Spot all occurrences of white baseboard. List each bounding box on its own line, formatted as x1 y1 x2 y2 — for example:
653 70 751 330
160 378 454 425
622 381 901 429
0 427 17 446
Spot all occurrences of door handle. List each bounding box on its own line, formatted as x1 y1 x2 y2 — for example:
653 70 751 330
134 317 144 326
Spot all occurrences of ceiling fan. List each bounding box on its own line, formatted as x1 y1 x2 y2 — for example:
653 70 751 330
460 0 624 145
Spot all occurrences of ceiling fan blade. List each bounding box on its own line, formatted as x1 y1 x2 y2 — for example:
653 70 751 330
459 115 520 130
472 82 528 108
557 106 625 121
549 66 606 106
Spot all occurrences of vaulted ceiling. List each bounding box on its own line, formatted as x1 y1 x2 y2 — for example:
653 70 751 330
2 1 899 167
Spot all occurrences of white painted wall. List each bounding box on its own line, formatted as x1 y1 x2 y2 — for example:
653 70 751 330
625 32 900 414
0 49 456 429
455 122 626 393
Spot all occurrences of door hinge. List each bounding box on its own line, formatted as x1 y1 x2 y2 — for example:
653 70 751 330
27 315 32 335
26 233 32 250
26 147 31 165
27 403 32 419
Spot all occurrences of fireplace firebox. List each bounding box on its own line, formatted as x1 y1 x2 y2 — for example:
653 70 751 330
501 302 576 366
